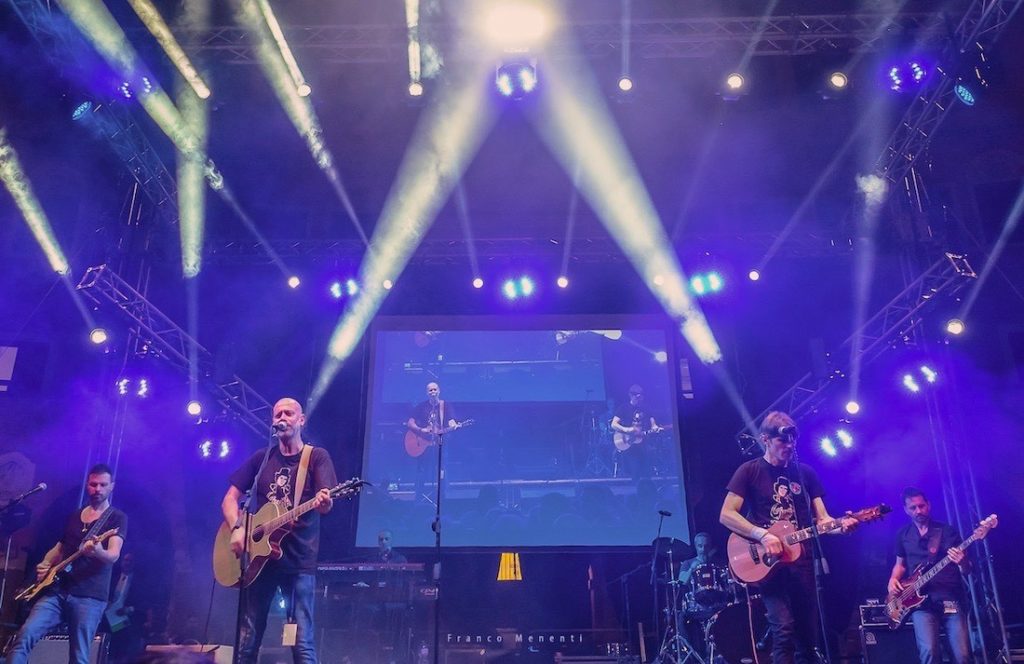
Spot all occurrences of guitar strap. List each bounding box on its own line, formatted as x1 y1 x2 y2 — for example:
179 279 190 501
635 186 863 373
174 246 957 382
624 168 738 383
292 444 314 509
83 506 114 541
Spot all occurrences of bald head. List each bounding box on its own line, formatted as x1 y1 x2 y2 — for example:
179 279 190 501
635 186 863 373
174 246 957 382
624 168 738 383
272 398 306 442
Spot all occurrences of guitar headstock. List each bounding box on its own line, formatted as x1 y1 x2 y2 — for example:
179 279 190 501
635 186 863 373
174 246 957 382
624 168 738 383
852 503 892 522
95 528 120 542
974 514 998 538
330 478 368 499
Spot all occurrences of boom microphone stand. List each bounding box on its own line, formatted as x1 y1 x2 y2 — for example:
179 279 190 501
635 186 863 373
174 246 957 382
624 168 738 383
430 427 445 664
791 448 833 664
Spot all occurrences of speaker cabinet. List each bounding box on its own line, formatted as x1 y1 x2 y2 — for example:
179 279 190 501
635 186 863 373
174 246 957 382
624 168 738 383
860 625 918 664
27 634 107 664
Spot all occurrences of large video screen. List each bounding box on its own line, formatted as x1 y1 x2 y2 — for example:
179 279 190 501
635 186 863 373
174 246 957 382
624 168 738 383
355 316 691 548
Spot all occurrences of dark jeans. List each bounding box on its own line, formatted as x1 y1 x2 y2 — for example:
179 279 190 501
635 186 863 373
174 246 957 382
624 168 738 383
911 603 971 664
238 570 318 664
759 562 819 664
6 591 106 664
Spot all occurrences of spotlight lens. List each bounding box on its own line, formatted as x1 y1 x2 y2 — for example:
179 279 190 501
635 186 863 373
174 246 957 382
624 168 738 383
618 76 633 92
345 279 360 296
89 328 108 345
945 318 965 335
748 270 761 281
653 351 668 363
72 101 93 121
408 81 424 97
819 437 837 457
329 282 343 299
652 274 665 287
186 400 202 416
296 83 312 97
519 276 535 296
690 275 707 295
725 73 744 91
480 2 552 49
706 272 723 292
502 280 518 300
829 72 848 89
382 279 394 290
287 276 301 289
845 400 861 415
556 276 569 289
472 277 484 289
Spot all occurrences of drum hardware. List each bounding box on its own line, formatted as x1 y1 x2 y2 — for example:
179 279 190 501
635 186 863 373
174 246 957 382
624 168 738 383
651 541 705 664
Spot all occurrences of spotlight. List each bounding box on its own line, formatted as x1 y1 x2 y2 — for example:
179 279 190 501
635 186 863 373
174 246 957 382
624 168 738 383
690 275 707 296
902 374 921 394
920 365 938 384
845 400 861 415
945 318 965 336
820 437 838 458
519 276 535 296
186 400 202 416
71 101 93 121
118 81 133 99
219 440 231 459
408 81 424 97
954 83 976 106
652 274 665 287
89 328 109 345
287 276 301 289
199 440 213 459
296 83 312 97
116 378 130 396
706 272 723 292
329 281 343 300
835 429 854 449
748 270 761 281
479 1 552 49
556 275 569 289
382 279 394 290
502 279 518 300
725 73 745 91
136 378 149 398
828 72 849 89
345 278 360 296
618 76 633 92
653 351 667 363
473 277 484 289
495 61 538 99
887 60 929 92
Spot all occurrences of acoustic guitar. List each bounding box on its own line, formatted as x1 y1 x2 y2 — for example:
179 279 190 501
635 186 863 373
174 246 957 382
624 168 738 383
213 478 365 588
613 425 672 452
885 514 997 629
727 504 890 583
15 528 121 602
404 420 474 457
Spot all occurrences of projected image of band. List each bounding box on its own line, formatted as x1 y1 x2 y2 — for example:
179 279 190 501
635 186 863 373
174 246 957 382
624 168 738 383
355 316 691 548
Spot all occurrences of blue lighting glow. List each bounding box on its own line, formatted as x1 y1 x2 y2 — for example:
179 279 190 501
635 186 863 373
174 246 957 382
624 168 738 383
329 282 343 299
345 279 359 296
502 279 518 300
706 272 723 292
72 101 93 121
690 275 707 295
902 374 921 393
496 62 538 99
920 365 938 383
519 277 535 296
820 437 838 457
954 84 976 106
835 429 854 449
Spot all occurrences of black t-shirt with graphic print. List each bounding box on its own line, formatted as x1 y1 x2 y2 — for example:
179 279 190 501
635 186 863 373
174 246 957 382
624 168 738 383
230 445 338 573
410 400 458 431
59 506 128 600
726 457 824 530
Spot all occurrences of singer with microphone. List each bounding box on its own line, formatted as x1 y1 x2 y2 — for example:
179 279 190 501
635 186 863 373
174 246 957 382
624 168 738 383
220 397 337 664
7 464 127 664
719 411 857 664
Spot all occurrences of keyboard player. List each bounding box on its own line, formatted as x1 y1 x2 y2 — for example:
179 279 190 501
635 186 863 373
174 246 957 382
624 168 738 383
376 529 407 564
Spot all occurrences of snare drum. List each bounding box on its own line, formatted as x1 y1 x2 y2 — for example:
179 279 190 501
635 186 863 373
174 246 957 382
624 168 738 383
706 597 769 664
691 563 730 604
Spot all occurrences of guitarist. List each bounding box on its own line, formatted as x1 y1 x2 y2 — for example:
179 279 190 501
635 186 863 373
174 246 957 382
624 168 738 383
7 463 127 664
406 382 458 498
719 411 857 664
610 384 665 480
221 397 337 664
887 487 971 664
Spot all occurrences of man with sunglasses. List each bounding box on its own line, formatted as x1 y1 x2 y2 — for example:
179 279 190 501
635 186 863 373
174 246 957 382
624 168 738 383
720 411 857 663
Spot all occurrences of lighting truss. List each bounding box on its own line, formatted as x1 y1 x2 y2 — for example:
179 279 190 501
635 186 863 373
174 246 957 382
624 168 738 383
188 12 947 64
738 252 977 437
77 264 271 438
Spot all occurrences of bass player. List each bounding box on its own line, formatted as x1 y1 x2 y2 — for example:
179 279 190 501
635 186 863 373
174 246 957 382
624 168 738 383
719 411 857 664
887 487 971 664
221 397 337 664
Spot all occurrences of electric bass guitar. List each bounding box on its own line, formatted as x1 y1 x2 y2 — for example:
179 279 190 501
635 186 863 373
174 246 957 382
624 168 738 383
613 425 673 452
15 528 121 602
727 504 891 584
404 420 474 458
213 478 365 588
885 514 997 629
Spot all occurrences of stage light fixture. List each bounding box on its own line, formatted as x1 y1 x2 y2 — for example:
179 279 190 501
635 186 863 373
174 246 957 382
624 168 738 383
186 400 202 416
706 272 723 292
345 279 360 296
89 328 109 345
618 76 633 92
473 277 484 289
287 276 301 289
829 72 849 89
845 400 860 415
502 279 518 300
71 101 93 121
835 429 854 449
556 276 569 289
520 276 535 296
725 73 744 91
329 281 343 300
480 1 552 50
652 275 665 287
496 61 538 99
920 365 938 384
296 83 312 97
136 378 149 398
820 437 838 458
748 270 760 281
954 83 976 106
116 378 130 396
199 440 213 459
945 318 965 336
409 81 424 97
382 279 394 290
653 351 668 363
888 60 929 92
902 374 921 394
690 275 707 296
219 440 231 459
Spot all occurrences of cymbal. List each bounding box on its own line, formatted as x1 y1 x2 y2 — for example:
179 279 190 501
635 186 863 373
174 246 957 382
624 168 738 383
651 537 693 559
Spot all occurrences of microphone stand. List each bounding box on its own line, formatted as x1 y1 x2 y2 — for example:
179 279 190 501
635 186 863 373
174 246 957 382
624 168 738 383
431 426 445 664
232 428 279 664
791 449 833 664
648 512 668 659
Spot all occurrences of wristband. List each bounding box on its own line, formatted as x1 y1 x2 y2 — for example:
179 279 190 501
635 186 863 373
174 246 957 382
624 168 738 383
751 527 768 541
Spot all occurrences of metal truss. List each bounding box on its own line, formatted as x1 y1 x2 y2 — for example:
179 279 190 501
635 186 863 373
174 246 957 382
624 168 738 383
8 0 179 227
189 12 946 64
738 252 977 436
875 0 1024 186
76 264 271 438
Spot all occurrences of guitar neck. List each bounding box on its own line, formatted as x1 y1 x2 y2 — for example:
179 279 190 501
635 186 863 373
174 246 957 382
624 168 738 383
263 494 323 533
912 531 980 591
785 518 843 545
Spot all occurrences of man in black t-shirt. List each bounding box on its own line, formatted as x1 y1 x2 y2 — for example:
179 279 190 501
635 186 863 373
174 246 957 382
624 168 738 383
7 463 127 664
887 488 971 664
610 384 665 479
375 529 408 564
406 382 458 497
221 398 337 664
720 411 856 664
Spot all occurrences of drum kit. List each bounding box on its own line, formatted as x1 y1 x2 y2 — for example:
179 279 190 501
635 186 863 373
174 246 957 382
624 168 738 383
652 539 769 664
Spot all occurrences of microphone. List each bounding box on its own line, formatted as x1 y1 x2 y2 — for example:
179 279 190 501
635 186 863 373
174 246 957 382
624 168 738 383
12 483 47 503
271 422 287 433
658 510 672 517
776 425 798 438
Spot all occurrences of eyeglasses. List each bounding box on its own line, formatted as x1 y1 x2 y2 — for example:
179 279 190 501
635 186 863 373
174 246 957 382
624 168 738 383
629 391 644 397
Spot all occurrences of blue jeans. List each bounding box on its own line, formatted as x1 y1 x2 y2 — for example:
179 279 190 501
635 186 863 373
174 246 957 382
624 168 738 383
911 603 971 664
237 570 318 664
5 591 106 664
759 563 819 664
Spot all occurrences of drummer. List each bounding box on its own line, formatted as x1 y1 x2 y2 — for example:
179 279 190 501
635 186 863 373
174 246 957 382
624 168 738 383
677 532 723 585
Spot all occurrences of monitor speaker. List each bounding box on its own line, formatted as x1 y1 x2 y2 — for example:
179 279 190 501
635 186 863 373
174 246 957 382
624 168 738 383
27 634 107 664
